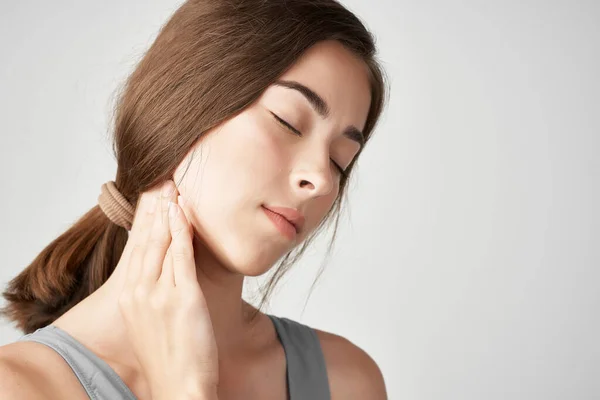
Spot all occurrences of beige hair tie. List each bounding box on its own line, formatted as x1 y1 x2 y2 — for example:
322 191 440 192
98 181 134 231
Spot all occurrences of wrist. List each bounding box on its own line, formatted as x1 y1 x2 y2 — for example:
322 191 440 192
183 380 219 400
185 386 218 400
154 383 218 400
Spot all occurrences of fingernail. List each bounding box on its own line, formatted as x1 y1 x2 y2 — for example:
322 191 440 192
168 201 178 220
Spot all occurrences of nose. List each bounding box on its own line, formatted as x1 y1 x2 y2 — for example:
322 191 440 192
292 166 336 198
290 140 338 198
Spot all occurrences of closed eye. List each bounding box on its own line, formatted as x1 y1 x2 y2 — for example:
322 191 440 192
269 111 347 177
271 111 301 135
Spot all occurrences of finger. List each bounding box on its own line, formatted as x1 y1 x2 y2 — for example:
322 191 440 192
140 180 179 287
158 195 193 287
124 188 160 288
158 245 175 287
158 202 176 287
167 199 198 288
176 195 194 239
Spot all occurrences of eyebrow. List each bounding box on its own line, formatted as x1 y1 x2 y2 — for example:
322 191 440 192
273 79 365 149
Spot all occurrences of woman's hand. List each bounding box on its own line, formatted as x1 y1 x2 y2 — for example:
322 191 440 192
116 180 219 400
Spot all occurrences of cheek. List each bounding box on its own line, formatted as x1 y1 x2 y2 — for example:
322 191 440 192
172 115 295 273
234 113 292 184
305 191 338 233
176 113 290 217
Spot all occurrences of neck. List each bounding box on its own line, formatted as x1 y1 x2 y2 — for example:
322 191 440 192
53 236 263 373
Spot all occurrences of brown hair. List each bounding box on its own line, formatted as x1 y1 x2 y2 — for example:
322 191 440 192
1 0 389 334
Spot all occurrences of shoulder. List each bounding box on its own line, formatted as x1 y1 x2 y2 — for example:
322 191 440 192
314 328 388 400
0 340 88 400
0 342 54 399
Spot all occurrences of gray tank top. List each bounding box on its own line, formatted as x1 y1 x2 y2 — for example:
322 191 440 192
16 314 330 400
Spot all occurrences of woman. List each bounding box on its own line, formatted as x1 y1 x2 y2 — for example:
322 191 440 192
0 0 388 398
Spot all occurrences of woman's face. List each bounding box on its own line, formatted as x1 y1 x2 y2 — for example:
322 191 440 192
173 40 371 276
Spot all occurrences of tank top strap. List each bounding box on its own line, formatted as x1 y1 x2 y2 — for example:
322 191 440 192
17 318 331 400
267 314 331 400
17 325 137 400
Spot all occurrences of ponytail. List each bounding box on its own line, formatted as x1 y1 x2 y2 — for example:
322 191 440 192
1 206 128 334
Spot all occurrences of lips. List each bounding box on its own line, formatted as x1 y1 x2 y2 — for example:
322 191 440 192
261 205 305 234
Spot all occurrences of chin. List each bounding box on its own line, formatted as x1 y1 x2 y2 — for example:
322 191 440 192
197 232 281 277
190 207 295 277
226 249 282 277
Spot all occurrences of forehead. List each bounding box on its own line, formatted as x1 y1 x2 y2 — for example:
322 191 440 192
269 40 372 131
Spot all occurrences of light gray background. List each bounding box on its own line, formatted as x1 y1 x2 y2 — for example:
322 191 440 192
1 1 599 399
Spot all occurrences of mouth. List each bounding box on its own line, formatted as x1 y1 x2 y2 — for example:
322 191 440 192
261 205 299 240
261 204 305 234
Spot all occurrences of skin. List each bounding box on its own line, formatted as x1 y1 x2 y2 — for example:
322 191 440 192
0 40 387 399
